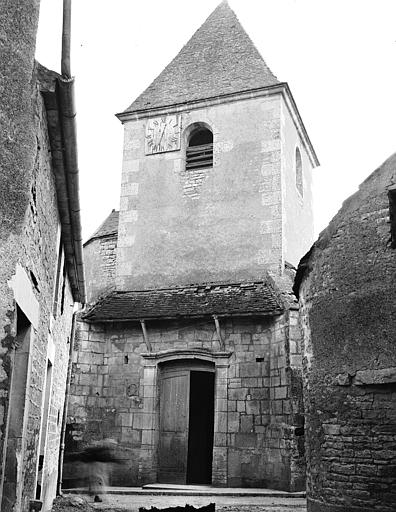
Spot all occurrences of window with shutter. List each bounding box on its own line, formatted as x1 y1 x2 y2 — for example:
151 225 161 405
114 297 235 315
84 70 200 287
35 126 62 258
186 128 213 170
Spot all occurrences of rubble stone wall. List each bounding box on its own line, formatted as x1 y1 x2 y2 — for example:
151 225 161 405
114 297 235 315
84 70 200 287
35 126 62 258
298 153 396 511
0 58 75 511
66 312 304 490
84 234 118 303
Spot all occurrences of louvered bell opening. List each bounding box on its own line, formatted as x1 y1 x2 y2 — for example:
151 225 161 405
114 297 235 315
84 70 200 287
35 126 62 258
186 143 213 170
186 128 213 170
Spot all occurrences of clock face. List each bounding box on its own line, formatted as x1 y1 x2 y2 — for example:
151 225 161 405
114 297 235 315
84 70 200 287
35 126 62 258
145 115 181 155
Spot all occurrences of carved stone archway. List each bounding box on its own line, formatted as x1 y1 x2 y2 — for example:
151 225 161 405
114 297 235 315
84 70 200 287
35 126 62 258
139 348 232 485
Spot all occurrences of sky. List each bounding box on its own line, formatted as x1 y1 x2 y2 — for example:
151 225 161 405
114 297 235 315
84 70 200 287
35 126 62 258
36 0 396 242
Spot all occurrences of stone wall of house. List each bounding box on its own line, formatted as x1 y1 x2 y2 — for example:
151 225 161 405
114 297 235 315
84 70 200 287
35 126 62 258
0 2 41 504
298 153 396 511
0 59 75 511
84 234 118 303
65 311 304 491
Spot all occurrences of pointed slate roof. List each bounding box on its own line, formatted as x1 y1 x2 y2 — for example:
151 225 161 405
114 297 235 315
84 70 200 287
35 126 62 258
124 1 279 114
84 210 119 246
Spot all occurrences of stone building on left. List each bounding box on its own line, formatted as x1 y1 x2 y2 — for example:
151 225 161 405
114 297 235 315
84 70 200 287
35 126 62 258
0 2 85 511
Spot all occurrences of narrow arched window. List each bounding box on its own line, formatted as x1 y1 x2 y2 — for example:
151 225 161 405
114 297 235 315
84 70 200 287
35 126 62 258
295 147 303 197
186 128 213 170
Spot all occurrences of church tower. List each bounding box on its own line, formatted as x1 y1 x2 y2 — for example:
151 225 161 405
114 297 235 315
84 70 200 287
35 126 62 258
116 1 318 289
66 1 319 492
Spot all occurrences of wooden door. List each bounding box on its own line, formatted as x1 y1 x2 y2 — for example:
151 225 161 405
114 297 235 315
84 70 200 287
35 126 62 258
158 367 190 483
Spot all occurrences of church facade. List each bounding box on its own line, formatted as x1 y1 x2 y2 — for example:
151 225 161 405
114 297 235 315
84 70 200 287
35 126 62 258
66 2 318 490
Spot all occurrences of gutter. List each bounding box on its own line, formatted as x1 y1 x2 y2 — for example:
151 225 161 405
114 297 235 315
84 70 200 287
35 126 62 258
41 74 86 304
57 76 86 303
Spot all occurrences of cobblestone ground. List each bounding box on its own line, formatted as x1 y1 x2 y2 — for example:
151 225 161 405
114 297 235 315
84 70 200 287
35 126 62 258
53 495 307 512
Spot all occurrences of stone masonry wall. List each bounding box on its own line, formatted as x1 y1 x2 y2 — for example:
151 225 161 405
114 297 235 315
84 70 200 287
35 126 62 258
0 2 41 505
84 234 118 303
117 94 284 289
281 99 314 268
66 312 304 491
0 64 75 511
298 153 396 512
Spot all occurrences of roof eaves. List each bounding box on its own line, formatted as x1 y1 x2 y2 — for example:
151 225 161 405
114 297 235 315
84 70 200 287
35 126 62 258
83 230 118 248
84 310 284 324
280 83 320 168
39 64 86 303
82 280 285 323
117 83 288 122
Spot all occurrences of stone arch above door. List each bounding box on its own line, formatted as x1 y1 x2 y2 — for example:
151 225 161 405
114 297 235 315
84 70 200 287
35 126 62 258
139 348 232 485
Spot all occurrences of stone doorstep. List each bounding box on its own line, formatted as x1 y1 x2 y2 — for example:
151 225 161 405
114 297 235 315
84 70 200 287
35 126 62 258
65 486 305 498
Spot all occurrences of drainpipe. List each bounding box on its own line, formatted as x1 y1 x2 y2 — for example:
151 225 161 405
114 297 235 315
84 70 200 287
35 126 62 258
61 0 71 78
57 309 78 495
57 0 82 494
56 0 86 303
57 77 86 302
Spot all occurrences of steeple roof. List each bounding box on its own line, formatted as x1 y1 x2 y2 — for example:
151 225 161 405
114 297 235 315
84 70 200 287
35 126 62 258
84 209 119 246
124 1 279 114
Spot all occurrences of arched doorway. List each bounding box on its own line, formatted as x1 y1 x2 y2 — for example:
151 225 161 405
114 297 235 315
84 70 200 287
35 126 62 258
158 359 215 485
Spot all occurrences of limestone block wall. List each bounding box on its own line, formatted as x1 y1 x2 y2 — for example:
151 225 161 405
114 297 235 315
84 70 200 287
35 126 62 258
84 234 118 303
66 312 305 491
298 153 396 511
280 98 314 268
0 70 75 511
117 94 284 289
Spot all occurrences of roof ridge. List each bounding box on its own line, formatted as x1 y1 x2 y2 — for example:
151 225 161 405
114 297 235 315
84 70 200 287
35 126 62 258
124 2 279 114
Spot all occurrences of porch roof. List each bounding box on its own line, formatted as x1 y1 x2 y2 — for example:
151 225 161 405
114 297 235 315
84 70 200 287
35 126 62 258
83 280 284 322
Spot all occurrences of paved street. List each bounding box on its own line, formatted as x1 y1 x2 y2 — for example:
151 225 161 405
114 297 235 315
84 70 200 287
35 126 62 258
91 494 306 511
60 489 306 512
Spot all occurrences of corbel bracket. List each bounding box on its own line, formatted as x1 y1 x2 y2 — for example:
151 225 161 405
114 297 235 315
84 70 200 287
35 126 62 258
213 315 225 351
140 319 152 352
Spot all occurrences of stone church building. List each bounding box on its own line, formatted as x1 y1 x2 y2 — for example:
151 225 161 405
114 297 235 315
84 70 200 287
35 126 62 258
66 2 318 491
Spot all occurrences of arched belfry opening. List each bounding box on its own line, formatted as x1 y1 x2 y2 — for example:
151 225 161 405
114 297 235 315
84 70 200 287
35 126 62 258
186 126 213 170
158 359 215 485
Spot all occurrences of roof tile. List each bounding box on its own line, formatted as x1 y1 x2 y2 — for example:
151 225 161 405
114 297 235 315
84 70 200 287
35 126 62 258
124 2 279 113
84 210 119 245
83 280 284 322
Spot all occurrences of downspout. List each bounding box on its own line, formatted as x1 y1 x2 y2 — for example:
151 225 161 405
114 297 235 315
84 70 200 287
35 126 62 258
57 0 85 495
57 310 77 495
61 0 71 78
57 77 86 301
57 0 86 303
